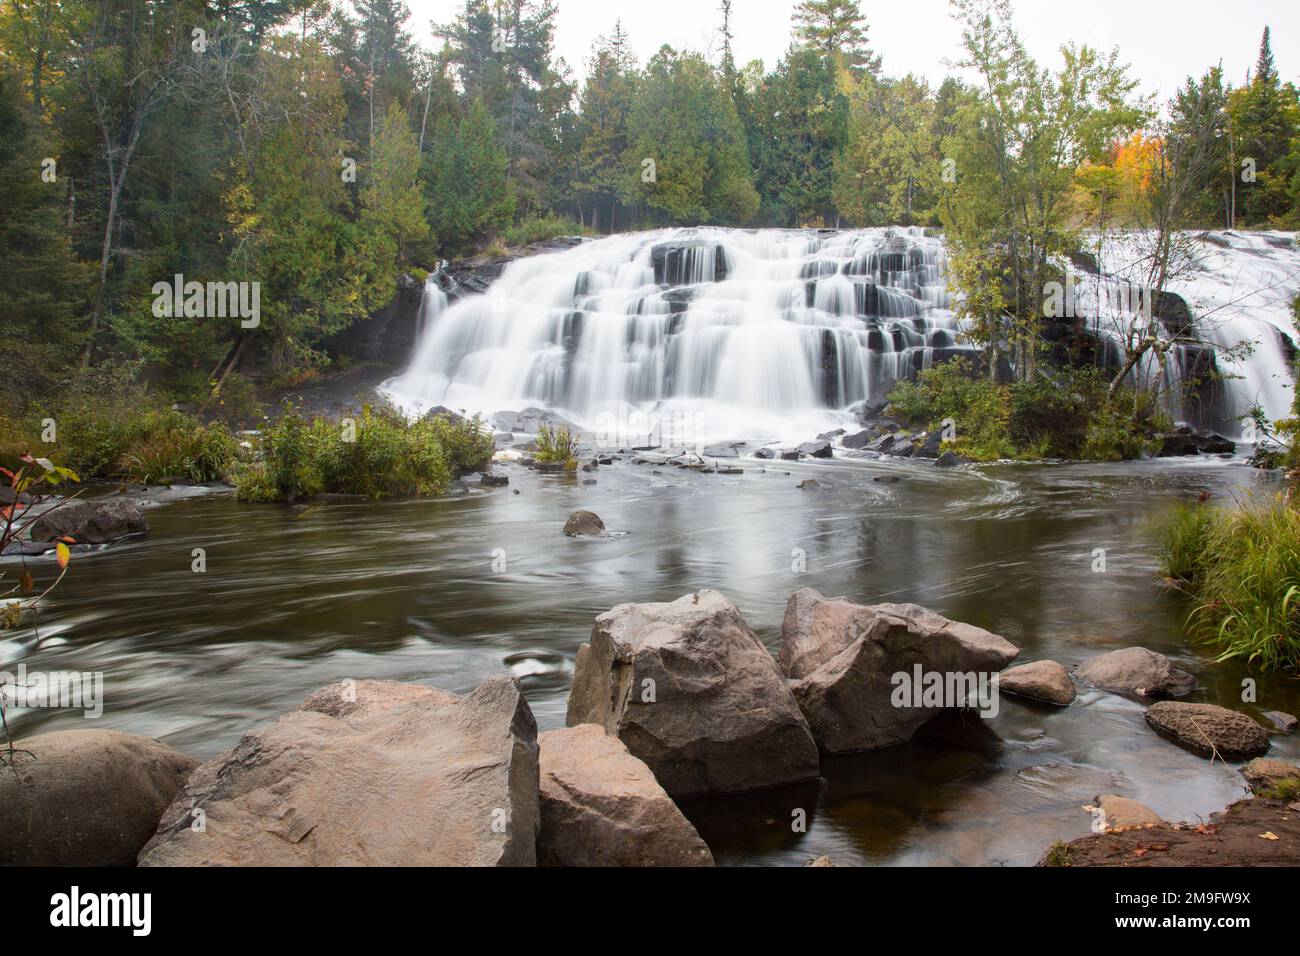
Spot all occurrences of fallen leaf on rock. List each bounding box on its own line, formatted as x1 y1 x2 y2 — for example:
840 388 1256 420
1260 832 1280 840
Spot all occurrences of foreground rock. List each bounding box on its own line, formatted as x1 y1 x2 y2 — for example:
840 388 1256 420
0 730 197 866
1072 647 1196 699
1263 710 1298 733
1094 794 1164 830
29 497 149 544
998 660 1075 706
563 510 605 536
140 678 539 866
778 589 1020 753
537 725 713 867
1144 701 1270 759
566 590 819 796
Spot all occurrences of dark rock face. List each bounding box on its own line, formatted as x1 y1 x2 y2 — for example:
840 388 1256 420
842 430 873 450
777 589 1020 753
1158 428 1236 457
29 497 149 544
324 272 424 364
140 678 540 866
0 730 197 866
563 510 605 536
1073 647 1197 699
537 725 713 867
650 241 727 286
754 448 776 460
798 440 833 459
1145 702 1270 759
565 590 820 797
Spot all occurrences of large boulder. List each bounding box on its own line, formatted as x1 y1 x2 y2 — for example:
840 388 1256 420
778 589 1020 753
1095 794 1164 830
0 730 196 866
565 590 819 797
139 678 540 866
998 660 1076 706
29 497 149 544
1144 702 1270 760
1073 647 1196 699
537 725 713 867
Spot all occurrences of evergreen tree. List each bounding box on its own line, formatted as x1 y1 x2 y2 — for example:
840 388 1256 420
792 0 880 73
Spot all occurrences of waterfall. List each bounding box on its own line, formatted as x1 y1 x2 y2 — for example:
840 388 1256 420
383 227 971 444
383 226 1299 445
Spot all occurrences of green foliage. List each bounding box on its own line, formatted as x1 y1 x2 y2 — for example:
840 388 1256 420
119 422 238 485
1159 496 1300 671
424 99 517 257
235 405 494 501
888 360 1163 461
534 424 579 471
502 215 589 248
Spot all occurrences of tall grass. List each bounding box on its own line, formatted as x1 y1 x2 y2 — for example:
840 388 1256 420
1159 495 1300 671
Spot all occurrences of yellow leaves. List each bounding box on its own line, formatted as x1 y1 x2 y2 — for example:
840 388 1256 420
56 541 70 570
1260 831 1280 841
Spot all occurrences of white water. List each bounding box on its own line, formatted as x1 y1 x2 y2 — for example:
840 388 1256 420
382 227 1300 445
383 227 970 445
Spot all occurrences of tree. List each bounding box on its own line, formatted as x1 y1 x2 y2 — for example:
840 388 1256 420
364 101 429 263
574 37 633 232
424 98 516 255
792 0 880 73
1230 27 1300 224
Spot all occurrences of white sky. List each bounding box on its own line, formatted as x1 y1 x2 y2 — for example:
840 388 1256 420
403 0 1299 102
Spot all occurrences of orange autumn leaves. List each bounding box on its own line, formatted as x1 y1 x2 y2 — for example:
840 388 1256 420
1071 132 1164 225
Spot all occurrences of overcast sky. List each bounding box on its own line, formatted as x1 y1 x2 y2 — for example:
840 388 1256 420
404 0 1298 101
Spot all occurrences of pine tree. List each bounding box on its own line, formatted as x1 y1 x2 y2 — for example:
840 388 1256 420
792 0 880 73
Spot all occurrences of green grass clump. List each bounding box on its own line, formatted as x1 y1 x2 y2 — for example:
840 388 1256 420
1040 840 1074 867
234 404 493 502
1158 495 1300 671
534 424 579 471
119 421 238 484
501 215 590 248
1257 777 1300 801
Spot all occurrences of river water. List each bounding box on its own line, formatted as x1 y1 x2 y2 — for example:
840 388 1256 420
5 451 1297 866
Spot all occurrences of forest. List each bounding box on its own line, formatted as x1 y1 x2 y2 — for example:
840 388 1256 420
2 0 1298 408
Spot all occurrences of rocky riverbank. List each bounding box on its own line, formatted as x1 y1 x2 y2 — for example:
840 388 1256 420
4 585 1294 867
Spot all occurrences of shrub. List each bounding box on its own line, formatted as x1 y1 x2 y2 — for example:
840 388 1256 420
234 404 494 501
535 424 579 471
1158 495 1300 671
887 359 1015 461
118 421 238 484
502 215 589 248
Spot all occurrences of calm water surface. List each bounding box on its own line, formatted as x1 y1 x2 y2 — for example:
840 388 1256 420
5 452 1297 866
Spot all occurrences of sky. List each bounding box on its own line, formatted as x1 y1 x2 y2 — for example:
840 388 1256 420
403 0 1300 102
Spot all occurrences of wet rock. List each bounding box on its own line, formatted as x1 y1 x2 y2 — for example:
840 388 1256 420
872 475 901 483
842 430 874 450
492 407 579 435
421 405 469 426
565 589 819 797
999 660 1076 706
805 856 837 867
564 510 606 536
1144 701 1270 759
798 479 819 489
1073 647 1197 699
865 434 895 453
1095 794 1164 829
777 589 1020 753
1241 757 1300 792
798 440 833 459
915 431 943 459
753 448 776 460
1263 710 1298 733
779 448 802 461
1158 428 1237 457
702 444 743 459
140 678 540 866
935 451 966 468
0 730 197 867
884 442 916 459
29 497 149 545
537 725 713 867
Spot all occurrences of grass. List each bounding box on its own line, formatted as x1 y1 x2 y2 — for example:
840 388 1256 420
1159 495 1300 671
1040 840 1074 867
1257 777 1300 801
234 403 494 502
534 424 579 472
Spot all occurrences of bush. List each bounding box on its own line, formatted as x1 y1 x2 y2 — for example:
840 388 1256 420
1158 495 1300 671
535 424 579 471
887 359 1164 462
234 404 494 502
501 215 589 248
119 421 238 484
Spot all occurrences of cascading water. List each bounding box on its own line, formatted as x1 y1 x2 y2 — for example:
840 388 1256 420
383 226 1300 445
383 227 972 444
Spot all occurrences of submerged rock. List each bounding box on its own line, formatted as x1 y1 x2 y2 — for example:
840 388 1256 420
0 730 197 867
565 589 819 797
29 497 149 544
139 678 540 866
537 725 713 867
999 660 1076 706
563 510 605 536
1095 794 1164 830
1262 710 1298 733
1073 647 1197 699
1144 701 1270 759
777 589 1020 753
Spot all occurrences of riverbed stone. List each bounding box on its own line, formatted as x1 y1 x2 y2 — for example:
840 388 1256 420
777 589 1020 753
999 660 1076 706
1144 701 1270 760
29 497 149 544
1263 710 1298 733
563 510 605 536
537 725 713 867
565 589 819 797
139 677 540 866
1241 757 1300 793
0 730 197 866
1095 794 1164 829
1073 647 1197 699
798 440 833 459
